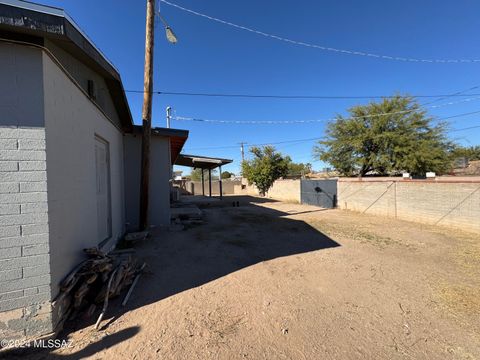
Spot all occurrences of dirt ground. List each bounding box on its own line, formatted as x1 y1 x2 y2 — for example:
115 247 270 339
7 196 480 359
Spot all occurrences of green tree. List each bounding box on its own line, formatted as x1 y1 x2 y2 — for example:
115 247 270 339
285 158 312 176
221 171 234 179
189 168 202 181
451 145 480 161
314 96 453 176
189 168 217 181
241 146 289 195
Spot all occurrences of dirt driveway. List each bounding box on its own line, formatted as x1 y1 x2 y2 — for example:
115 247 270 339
10 196 480 359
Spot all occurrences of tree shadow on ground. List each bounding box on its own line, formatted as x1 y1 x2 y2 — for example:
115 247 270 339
3 196 338 359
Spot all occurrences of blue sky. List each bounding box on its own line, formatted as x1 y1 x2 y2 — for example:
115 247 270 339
36 0 480 174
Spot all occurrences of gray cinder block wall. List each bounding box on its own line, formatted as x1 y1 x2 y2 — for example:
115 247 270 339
338 179 480 233
0 126 54 340
235 177 480 233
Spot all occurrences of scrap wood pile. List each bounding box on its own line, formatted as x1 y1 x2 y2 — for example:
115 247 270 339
54 247 146 329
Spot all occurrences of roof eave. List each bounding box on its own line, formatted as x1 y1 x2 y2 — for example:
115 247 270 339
0 0 133 131
130 125 190 165
175 154 233 170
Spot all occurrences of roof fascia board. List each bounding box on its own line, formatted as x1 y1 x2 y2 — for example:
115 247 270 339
0 0 118 72
131 125 189 139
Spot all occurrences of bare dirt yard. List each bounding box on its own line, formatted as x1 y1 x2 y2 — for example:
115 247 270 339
7 196 480 359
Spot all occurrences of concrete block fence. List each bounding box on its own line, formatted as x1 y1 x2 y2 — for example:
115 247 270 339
338 179 480 233
235 176 480 234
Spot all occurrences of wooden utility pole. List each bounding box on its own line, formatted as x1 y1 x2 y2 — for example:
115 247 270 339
139 0 155 230
239 142 247 162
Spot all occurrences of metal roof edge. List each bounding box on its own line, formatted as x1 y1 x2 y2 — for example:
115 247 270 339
0 0 119 72
131 125 189 138
179 154 233 163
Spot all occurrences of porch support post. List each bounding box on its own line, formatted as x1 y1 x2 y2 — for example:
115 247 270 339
218 165 223 200
201 168 205 196
208 169 212 197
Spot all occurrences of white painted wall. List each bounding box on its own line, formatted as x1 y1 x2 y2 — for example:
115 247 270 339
124 134 172 229
42 52 126 296
0 43 44 127
45 40 122 129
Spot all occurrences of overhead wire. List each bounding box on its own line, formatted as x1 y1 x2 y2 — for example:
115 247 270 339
450 124 480 132
159 0 480 64
184 136 322 151
149 2 480 143
175 86 480 152
420 85 480 106
438 109 480 122
172 95 480 124
182 110 480 151
124 89 480 100
147 1 480 167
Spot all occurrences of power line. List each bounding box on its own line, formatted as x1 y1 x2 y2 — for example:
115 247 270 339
185 136 322 151
183 112 480 151
451 124 480 132
173 95 480 124
440 109 480 121
421 85 480 106
253 137 322 147
124 89 480 100
160 0 480 64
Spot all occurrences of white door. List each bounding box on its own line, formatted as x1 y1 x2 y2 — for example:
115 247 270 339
95 136 111 243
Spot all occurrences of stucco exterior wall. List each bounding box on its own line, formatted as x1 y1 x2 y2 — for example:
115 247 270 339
124 134 172 229
45 40 122 130
338 179 480 233
234 181 258 196
266 179 301 203
234 179 301 203
185 180 241 195
0 43 44 127
42 51 126 297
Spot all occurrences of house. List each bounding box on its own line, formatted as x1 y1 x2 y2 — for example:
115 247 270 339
0 0 188 340
173 171 184 181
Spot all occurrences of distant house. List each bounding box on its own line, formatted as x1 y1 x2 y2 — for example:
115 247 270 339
173 170 184 181
0 0 188 340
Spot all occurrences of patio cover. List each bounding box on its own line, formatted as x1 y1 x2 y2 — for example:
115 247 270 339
131 125 189 164
175 154 232 170
175 154 233 199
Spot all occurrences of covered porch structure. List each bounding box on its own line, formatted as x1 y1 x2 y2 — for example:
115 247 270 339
175 154 233 200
